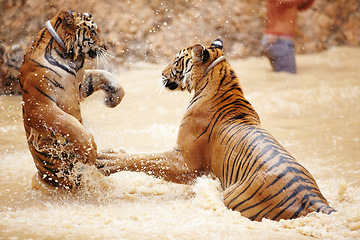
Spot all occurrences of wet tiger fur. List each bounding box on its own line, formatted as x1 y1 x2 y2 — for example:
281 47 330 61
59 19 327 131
0 43 23 94
20 10 125 189
97 39 335 220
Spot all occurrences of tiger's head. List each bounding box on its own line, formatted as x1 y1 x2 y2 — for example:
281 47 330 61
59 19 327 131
51 10 107 60
162 39 224 92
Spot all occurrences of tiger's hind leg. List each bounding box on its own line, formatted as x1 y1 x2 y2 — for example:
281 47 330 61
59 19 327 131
221 178 302 221
96 149 200 184
222 180 274 221
80 69 125 107
223 178 336 221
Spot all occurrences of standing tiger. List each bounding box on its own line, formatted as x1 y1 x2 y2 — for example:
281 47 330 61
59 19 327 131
20 10 125 189
97 39 335 221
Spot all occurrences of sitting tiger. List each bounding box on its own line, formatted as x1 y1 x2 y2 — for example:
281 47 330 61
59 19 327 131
97 39 335 220
20 10 125 189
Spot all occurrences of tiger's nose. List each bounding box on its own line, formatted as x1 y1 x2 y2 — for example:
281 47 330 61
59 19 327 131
162 75 178 90
163 80 178 90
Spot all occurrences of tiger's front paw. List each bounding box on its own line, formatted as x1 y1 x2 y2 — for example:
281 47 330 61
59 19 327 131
75 133 98 165
103 83 125 108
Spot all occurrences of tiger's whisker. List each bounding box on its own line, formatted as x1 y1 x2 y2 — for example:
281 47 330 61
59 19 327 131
100 51 114 64
96 54 100 69
158 83 166 95
104 50 116 59
151 80 165 96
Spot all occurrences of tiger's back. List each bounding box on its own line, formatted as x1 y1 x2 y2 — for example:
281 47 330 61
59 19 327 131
217 124 334 220
161 39 335 221
190 63 335 220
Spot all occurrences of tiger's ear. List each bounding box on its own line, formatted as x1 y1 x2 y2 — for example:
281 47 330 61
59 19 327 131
210 39 223 50
60 10 77 30
192 44 210 63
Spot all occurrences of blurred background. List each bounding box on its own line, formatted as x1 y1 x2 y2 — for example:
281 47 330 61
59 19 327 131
1 0 359 61
0 0 359 93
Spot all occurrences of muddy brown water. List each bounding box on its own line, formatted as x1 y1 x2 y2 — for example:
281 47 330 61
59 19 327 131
0 47 359 239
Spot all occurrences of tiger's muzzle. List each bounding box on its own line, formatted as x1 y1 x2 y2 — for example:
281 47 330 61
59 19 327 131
162 75 178 90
